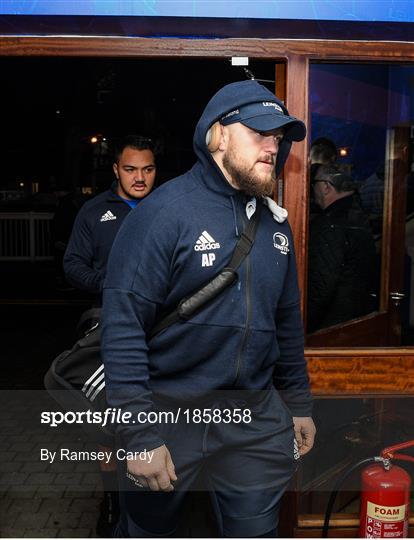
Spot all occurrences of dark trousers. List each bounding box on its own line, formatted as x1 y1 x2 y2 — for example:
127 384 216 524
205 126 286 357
115 388 296 538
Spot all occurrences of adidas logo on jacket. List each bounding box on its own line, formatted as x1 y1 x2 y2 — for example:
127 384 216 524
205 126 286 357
100 210 117 222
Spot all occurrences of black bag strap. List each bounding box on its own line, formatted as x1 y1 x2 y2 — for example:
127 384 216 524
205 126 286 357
228 201 262 271
150 201 262 338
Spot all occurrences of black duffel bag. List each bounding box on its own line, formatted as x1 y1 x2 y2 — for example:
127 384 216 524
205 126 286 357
43 320 115 444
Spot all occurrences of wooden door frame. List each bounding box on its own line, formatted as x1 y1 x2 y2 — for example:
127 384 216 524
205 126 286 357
2 34 414 381
2 35 414 303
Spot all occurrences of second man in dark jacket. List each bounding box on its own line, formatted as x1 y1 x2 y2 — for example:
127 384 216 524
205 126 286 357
64 135 157 300
308 164 377 332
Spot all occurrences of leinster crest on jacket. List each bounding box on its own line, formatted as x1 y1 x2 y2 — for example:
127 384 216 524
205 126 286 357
273 232 290 255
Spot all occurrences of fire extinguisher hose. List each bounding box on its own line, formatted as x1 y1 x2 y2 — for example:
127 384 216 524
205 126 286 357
322 457 379 538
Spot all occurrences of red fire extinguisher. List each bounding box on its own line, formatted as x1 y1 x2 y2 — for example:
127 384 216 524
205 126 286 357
360 441 414 538
323 440 414 538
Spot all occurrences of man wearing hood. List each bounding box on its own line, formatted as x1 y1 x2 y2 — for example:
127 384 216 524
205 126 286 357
102 80 315 537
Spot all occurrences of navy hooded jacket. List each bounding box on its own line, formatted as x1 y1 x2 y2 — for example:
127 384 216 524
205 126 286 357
101 80 312 452
64 185 132 295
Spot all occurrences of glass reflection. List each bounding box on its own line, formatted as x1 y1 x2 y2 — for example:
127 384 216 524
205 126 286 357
307 63 414 340
307 164 377 332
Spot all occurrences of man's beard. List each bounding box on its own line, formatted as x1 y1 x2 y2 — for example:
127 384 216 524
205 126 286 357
222 149 276 198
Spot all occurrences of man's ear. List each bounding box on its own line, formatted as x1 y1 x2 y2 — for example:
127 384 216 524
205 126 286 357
217 124 228 152
323 181 332 194
206 122 222 153
113 163 119 179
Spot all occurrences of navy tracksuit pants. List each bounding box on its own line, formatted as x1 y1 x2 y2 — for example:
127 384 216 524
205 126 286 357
115 388 297 538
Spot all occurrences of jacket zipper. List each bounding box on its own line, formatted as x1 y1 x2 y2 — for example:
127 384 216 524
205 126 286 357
234 209 252 385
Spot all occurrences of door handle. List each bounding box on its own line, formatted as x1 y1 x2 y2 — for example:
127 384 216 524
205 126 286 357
390 292 405 307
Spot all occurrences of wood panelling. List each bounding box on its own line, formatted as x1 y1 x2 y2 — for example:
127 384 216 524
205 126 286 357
295 526 358 537
295 525 414 538
299 514 414 528
299 513 359 528
275 63 286 103
284 54 309 303
306 313 390 347
295 515 414 537
1 37 414 60
306 349 414 396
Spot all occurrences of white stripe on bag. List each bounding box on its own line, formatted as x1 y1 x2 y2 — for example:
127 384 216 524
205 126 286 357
85 372 105 398
82 364 104 393
90 381 106 402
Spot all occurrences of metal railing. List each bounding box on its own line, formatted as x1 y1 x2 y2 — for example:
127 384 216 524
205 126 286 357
0 212 54 262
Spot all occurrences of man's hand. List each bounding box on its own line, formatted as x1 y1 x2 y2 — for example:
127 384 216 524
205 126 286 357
293 417 316 457
127 444 177 492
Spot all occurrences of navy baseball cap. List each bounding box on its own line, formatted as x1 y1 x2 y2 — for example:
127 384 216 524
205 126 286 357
220 101 306 142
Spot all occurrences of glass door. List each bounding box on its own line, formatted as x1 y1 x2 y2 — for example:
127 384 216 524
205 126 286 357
306 63 414 347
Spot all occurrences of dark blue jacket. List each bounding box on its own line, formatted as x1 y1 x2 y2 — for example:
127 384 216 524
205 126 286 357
102 81 312 452
64 187 131 295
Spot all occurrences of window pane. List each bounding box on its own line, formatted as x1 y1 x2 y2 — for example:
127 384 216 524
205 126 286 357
307 63 414 345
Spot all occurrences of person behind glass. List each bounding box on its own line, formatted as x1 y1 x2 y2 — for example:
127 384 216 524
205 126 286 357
64 135 157 303
309 137 338 215
307 164 377 332
102 80 315 538
63 135 156 537
309 137 337 167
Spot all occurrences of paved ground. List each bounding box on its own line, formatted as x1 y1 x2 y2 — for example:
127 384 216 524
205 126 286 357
0 388 217 538
0 411 103 538
0 289 102 538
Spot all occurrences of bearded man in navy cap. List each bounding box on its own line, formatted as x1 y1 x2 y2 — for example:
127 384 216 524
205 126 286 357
102 80 315 538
